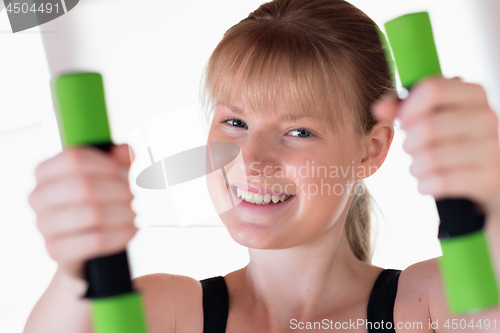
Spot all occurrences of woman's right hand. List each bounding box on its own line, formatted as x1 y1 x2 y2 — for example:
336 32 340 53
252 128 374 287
29 144 138 280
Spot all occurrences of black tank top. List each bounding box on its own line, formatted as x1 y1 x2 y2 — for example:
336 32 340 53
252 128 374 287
200 269 401 333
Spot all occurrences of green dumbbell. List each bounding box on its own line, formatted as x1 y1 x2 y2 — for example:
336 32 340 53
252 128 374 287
54 72 149 332
385 11 499 314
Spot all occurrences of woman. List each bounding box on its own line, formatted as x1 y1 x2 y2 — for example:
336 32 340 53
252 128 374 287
25 0 500 332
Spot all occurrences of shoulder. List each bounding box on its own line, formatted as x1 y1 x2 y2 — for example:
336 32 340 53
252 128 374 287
393 258 437 332
133 273 204 333
396 257 440 304
394 258 500 333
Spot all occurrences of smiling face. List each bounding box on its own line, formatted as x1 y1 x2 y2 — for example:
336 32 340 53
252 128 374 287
205 94 368 250
201 3 394 253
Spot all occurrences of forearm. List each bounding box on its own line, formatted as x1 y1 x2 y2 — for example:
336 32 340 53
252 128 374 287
24 267 93 333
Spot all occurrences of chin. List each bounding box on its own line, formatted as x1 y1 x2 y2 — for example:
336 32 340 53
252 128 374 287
219 210 289 249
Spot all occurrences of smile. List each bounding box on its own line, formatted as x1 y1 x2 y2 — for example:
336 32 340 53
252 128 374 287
236 186 293 205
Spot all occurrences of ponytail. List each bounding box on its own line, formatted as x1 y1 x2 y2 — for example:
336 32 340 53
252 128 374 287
345 180 373 263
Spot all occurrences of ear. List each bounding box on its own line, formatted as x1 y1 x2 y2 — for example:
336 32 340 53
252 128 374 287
358 120 394 179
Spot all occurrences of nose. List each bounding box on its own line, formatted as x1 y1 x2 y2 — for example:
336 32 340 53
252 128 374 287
240 130 282 178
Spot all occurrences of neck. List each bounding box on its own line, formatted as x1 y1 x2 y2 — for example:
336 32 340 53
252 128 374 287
233 220 373 328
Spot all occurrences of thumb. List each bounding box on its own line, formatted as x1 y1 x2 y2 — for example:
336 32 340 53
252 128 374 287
372 92 400 122
111 144 135 168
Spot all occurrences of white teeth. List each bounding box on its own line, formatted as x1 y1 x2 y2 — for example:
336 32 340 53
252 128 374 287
263 194 272 203
236 186 292 205
245 191 254 202
254 193 263 204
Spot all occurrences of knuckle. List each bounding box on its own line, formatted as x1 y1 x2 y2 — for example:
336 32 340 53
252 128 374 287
420 78 442 102
409 157 421 176
417 181 428 195
126 190 135 203
409 163 416 176
45 241 60 262
35 216 46 234
28 190 38 209
121 228 136 245
426 77 443 90
127 228 138 241
402 139 413 154
34 162 46 181
472 83 488 102
483 108 499 129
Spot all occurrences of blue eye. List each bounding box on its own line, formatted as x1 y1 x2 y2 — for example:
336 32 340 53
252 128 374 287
289 128 313 138
222 118 247 128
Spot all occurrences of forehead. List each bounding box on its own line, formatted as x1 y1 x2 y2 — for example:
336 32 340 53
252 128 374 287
202 20 363 136
215 101 324 124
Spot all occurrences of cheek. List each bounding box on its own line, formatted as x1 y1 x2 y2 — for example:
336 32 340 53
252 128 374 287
205 170 233 215
205 126 230 214
293 159 356 219
293 157 356 198
207 123 224 142
205 147 247 218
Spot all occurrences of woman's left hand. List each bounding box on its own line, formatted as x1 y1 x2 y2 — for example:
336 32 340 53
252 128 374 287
373 77 500 217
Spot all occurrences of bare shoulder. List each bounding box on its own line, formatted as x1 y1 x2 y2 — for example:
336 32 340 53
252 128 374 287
394 258 437 332
133 273 203 333
395 258 500 332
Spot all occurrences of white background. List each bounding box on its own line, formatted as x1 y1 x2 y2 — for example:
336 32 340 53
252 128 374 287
0 0 499 332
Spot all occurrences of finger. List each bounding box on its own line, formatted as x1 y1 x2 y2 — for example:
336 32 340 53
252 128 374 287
46 227 138 265
417 164 500 202
409 138 497 178
30 176 134 215
402 107 497 154
35 147 124 185
399 78 490 129
112 144 134 167
37 204 136 240
372 92 400 121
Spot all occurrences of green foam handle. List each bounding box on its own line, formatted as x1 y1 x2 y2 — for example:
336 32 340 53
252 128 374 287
439 231 499 313
54 72 111 147
385 12 441 89
91 293 149 333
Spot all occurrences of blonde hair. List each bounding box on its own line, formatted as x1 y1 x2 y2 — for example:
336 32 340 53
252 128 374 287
202 0 394 262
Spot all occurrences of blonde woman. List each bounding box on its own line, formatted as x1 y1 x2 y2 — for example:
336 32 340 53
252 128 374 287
25 0 500 332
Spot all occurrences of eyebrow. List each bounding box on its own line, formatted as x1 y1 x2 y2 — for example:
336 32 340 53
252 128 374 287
218 103 317 122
